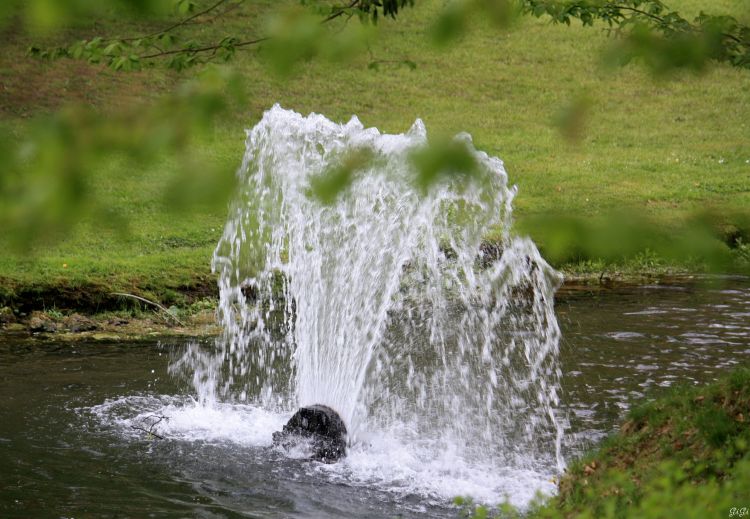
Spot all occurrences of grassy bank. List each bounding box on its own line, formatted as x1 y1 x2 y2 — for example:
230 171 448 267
457 367 750 518
1 0 749 310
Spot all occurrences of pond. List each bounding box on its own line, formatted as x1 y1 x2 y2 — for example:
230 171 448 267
1 279 749 518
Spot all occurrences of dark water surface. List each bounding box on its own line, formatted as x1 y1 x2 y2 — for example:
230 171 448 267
557 278 750 447
1 278 749 518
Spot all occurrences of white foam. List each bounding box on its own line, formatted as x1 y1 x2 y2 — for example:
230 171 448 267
323 429 556 508
88 394 555 508
89 394 288 446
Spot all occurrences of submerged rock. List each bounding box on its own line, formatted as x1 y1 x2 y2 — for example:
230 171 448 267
272 405 347 463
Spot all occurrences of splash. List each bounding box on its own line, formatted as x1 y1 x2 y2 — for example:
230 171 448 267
173 105 565 502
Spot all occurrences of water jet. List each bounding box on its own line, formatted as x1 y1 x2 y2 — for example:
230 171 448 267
175 104 566 504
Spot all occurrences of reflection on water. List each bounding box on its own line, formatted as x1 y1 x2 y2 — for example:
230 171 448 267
1 278 749 518
558 278 750 448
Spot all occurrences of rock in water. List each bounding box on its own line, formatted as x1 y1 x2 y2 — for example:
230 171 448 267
272 405 347 463
63 313 98 333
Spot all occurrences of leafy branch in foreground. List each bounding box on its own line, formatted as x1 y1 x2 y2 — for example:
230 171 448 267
429 0 749 72
28 0 416 71
0 65 245 251
25 0 750 73
521 0 750 72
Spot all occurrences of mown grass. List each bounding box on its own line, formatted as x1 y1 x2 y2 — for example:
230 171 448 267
1 0 749 307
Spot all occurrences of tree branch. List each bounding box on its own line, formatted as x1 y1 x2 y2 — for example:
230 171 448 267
138 36 268 59
122 0 232 42
131 414 167 440
321 0 361 24
523 0 749 70
605 3 748 59
138 0 361 61
110 292 186 326
615 5 668 25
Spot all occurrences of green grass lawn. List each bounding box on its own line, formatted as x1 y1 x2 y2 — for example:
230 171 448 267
1 0 749 307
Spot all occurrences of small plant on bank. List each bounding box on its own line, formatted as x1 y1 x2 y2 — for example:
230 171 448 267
44 307 64 320
184 297 217 315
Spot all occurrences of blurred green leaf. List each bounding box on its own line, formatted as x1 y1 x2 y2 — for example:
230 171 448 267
430 1 469 46
553 93 591 143
176 0 196 15
0 65 245 252
262 7 325 76
163 153 237 213
307 148 376 205
602 23 725 75
517 208 750 274
19 0 174 33
478 0 519 28
409 137 481 193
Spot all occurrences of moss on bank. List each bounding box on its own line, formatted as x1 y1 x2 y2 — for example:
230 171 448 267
0 252 744 338
0 272 216 314
0 296 220 341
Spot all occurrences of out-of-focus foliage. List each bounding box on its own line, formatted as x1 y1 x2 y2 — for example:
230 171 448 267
308 148 376 205
522 0 750 73
261 5 377 76
0 0 174 33
23 1 750 73
307 137 484 203
23 0 414 71
410 137 482 193
517 209 750 274
428 0 520 45
0 65 244 251
552 92 591 143
2 0 415 254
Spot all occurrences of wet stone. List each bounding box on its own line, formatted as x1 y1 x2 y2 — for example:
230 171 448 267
63 313 98 333
107 317 129 326
28 313 57 333
272 404 348 463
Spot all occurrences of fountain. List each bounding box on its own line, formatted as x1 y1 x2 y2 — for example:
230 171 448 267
173 104 565 503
